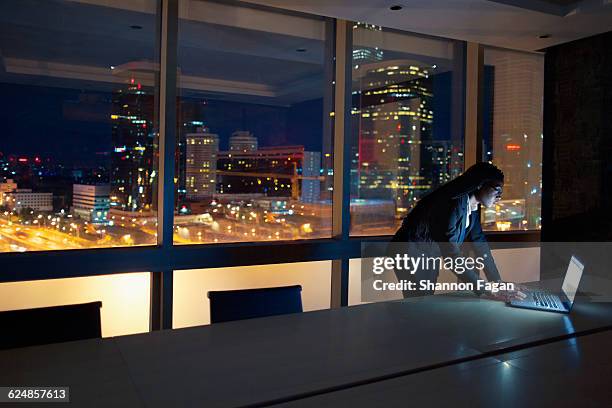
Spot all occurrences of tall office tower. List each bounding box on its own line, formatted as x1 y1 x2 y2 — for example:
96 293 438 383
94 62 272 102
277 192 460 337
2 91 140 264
352 59 435 217
229 131 258 153
352 23 384 64
185 127 219 200
300 151 321 203
110 78 155 213
484 50 544 228
72 184 111 224
423 141 453 188
216 146 321 201
177 100 208 206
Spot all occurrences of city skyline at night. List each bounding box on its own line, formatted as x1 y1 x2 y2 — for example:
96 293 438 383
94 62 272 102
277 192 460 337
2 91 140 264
0 16 543 253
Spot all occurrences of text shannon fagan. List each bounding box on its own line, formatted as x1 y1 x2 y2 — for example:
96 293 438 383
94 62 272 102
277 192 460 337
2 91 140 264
372 254 486 275
373 280 515 293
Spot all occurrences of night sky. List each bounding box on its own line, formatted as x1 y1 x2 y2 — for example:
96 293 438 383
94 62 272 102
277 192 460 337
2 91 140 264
0 70 461 169
0 83 325 167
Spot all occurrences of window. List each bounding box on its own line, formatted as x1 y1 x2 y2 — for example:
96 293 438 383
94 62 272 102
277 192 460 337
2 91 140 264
482 47 544 231
174 0 334 244
0 0 540 332
350 25 465 236
0 0 160 252
0 273 150 337
173 261 332 328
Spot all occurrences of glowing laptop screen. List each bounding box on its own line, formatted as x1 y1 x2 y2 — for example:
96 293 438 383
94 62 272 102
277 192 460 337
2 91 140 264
561 256 584 304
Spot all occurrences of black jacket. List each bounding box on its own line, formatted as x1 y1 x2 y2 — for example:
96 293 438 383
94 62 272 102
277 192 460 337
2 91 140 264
391 192 501 287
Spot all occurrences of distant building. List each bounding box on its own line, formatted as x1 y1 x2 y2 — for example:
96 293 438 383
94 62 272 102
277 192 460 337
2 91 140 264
3 189 53 211
352 59 436 216
110 78 155 213
177 102 209 205
301 151 321 203
217 146 321 201
352 23 384 63
0 179 17 205
229 131 257 153
483 49 544 229
72 184 111 224
185 127 219 200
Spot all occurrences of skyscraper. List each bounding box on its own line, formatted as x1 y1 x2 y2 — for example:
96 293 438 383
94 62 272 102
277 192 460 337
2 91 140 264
177 100 208 206
483 49 544 229
352 59 435 216
110 78 155 213
185 127 219 200
301 151 321 203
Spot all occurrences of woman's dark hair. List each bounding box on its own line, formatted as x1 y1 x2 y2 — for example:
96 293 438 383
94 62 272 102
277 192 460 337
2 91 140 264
420 162 504 203
448 162 504 198
398 162 504 239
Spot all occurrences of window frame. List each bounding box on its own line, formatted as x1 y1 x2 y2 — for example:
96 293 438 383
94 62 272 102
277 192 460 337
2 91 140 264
0 0 539 330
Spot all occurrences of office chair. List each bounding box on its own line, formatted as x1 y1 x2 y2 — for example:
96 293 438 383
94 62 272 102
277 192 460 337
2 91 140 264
208 285 303 323
0 301 102 350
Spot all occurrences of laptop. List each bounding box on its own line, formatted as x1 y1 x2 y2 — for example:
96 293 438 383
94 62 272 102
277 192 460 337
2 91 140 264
508 255 584 314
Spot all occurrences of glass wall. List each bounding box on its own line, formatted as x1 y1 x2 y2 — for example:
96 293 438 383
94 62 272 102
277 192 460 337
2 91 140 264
350 25 465 236
482 47 544 231
173 0 334 244
0 0 542 332
173 261 332 328
0 0 160 252
0 273 151 337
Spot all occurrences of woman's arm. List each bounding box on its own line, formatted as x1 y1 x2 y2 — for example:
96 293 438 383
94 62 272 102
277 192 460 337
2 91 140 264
434 197 485 291
466 210 502 282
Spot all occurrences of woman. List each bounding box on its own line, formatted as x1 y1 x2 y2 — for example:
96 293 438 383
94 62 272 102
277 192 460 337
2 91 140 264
390 162 524 301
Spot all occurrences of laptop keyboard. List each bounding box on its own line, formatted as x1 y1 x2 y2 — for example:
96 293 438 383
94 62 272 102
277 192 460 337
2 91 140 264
533 292 562 309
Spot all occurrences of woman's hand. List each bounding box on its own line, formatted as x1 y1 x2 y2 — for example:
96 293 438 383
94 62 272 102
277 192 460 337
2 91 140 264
483 281 527 302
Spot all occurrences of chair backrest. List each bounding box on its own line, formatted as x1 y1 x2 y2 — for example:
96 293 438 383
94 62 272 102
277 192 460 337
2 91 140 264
0 301 102 350
207 285 303 323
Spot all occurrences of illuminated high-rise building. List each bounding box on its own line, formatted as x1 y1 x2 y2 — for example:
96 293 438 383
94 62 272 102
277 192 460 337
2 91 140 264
229 131 257 153
110 78 155 213
300 151 321 203
352 22 384 64
483 50 544 229
177 100 208 205
352 59 436 216
185 127 219 200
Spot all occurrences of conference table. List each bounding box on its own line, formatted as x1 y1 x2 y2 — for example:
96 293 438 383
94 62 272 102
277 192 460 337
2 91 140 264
283 329 612 407
2 281 612 407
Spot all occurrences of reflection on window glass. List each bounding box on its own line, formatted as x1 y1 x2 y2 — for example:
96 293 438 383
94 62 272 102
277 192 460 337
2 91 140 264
482 47 543 231
175 0 333 244
0 0 160 252
350 25 465 236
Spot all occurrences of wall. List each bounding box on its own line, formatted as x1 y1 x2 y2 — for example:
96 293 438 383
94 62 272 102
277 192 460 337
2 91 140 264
542 31 612 242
